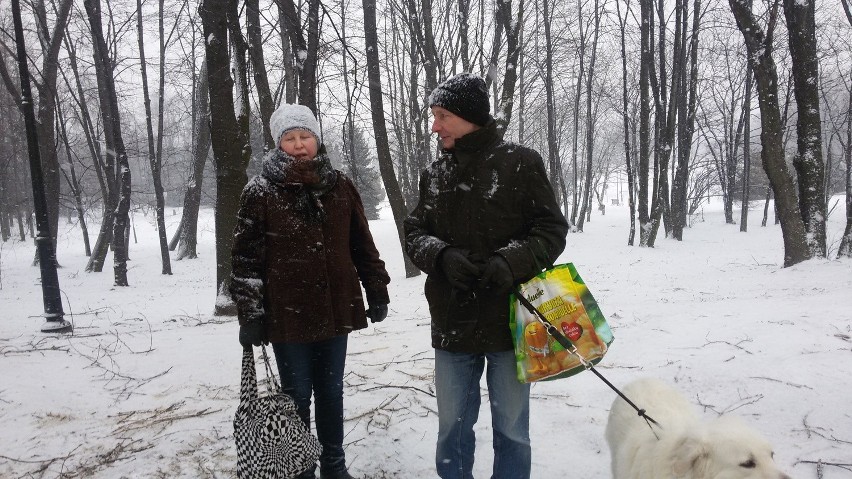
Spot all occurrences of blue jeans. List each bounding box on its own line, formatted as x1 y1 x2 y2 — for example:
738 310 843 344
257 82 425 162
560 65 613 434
435 349 531 479
273 335 348 475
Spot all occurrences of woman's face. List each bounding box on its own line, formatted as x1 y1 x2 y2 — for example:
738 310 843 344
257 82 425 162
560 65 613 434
279 129 319 161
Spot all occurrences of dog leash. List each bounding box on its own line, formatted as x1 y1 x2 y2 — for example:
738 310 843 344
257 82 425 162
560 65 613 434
514 287 663 436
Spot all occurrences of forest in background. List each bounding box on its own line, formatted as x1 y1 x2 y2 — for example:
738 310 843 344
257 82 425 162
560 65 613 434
1 0 850 312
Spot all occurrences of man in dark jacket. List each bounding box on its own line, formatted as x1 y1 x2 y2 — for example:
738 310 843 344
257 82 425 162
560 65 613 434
404 73 569 479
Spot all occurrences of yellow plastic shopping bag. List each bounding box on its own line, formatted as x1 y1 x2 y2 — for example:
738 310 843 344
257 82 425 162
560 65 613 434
509 263 614 383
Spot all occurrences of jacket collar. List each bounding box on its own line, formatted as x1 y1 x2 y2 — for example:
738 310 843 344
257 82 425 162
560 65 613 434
439 118 502 168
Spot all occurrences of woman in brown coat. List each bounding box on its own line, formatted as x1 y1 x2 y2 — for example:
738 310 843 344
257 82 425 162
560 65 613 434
230 103 390 479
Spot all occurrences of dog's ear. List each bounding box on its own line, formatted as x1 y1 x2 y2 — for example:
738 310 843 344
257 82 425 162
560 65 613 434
670 432 710 477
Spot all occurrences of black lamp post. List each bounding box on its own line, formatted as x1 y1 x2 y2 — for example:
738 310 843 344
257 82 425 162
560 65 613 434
10 0 72 333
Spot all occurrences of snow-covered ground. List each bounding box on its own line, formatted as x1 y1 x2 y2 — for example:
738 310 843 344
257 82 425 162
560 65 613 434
1 197 850 478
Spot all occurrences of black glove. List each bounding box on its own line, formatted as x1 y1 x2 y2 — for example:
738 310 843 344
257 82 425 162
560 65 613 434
479 255 514 295
438 247 482 291
367 303 388 323
239 321 268 349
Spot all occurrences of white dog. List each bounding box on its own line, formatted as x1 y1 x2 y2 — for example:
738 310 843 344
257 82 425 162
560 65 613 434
605 378 791 479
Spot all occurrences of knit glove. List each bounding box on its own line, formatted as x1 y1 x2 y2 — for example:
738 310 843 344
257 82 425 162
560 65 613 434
438 247 481 292
367 303 389 323
479 255 514 295
239 321 268 349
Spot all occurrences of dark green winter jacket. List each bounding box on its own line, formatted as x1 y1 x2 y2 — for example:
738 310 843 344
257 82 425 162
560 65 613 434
404 119 569 353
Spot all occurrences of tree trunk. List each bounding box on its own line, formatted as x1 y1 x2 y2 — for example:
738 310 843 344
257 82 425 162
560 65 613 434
638 0 652 245
542 0 562 208
616 0 637 245
740 68 753 232
671 0 700 241
137 0 172 275
837 79 852 257
174 61 210 260
783 0 827 257
362 0 420 278
0 0 73 266
729 0 810 266
276 0 297 104
576 0 601 232
85 0 132 286
246 0 276 151
648 0 685 246
201 0 252 313
55 99 91 256
569 0 586 225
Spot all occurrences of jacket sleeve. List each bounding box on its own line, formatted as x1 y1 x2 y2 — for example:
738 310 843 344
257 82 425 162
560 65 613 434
345 177 391 306
229 178 267 326
404 170 450 274
496 150 569 283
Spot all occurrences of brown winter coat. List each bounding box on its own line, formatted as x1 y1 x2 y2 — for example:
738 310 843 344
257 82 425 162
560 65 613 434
404 119 568 353
230 152 390 344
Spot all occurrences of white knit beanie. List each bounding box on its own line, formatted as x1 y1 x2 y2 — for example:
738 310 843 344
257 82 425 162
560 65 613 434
269 103 322 147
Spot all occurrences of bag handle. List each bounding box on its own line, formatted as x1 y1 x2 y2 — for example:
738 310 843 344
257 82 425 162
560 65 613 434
240 347 258 403
240 345 282 404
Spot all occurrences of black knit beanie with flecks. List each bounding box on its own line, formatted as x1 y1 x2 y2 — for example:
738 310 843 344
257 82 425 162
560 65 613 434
428 73 491 127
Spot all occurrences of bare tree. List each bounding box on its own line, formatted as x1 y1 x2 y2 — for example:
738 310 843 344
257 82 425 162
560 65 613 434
728 0 810 266
783 0 827 258
0 0 73 265
171 61 210 261
837 0 852 257
278 0 320 111
638 0 652 245
137 0 172 275
84 0 132 286
671 0 701 240
55 98 91 256
246 0 275 150
200 0 253 312
575 0 602 232
615 0 637 245
362 0 419 278
739 68 753 232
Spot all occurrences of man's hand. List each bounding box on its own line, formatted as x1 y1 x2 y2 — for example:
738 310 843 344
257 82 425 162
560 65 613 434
239 321 268 349
479 255 513 295
367 303 389 323
438 247 481 291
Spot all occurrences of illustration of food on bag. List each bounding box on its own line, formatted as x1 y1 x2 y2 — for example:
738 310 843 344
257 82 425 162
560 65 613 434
521 289 607 380
523 322 560 376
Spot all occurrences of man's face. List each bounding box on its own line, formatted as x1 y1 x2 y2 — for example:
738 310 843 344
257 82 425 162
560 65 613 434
431 106 480 150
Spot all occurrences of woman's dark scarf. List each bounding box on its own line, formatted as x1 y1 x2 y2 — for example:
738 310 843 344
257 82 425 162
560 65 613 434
261 147 338 223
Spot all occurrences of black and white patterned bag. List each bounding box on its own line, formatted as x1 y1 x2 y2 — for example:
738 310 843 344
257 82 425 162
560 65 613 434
234 346 322 478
